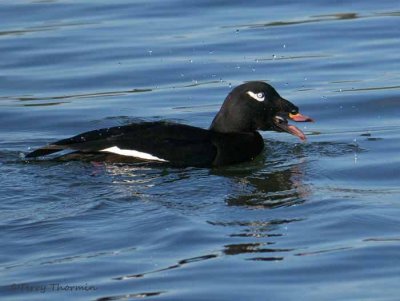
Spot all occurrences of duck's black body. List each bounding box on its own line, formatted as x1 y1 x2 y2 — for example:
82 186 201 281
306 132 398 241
26 82 313 167
27 121 264 167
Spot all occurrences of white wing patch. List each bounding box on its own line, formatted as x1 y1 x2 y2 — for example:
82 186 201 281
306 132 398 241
101 146 168 162
247 91 265 102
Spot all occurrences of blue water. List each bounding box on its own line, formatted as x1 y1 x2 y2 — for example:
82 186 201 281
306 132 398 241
1 1 400 300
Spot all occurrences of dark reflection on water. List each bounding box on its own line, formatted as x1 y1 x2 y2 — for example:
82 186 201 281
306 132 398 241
1 80 226 108
96 291 164 301
223 241 288 254
212 140 360 209
229 12 361 29
223 164 308 209
113 254 218 280
336 85 400 92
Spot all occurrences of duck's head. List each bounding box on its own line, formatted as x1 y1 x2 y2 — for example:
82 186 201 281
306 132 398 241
210 81 313 140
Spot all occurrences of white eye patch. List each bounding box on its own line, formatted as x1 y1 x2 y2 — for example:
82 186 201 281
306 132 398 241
247 91 265 102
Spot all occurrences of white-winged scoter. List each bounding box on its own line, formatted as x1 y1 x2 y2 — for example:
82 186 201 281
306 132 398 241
26 81 313 167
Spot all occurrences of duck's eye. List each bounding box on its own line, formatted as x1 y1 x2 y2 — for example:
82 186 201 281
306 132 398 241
291 109 298 115
247 91 265 102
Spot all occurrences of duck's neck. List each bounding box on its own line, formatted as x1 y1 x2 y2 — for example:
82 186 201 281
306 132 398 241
209 110 254 133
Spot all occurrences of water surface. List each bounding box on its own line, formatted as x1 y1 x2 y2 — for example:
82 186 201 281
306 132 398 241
1 1 400 300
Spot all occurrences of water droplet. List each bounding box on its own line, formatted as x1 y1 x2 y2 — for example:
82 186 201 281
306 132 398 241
228 83 232 88
252 68 256 72
189 59 193 63
339 88 342 92
272 54 276 60
148 50 152 56
304 77 307 81
283 44 286 48
235 65 240 69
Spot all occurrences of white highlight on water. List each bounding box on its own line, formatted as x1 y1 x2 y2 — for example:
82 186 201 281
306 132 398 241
101 146 168 162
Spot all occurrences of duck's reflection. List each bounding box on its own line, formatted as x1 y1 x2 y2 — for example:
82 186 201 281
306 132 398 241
225 162 310 209
212 140 311 209
102 157 310 210
207 142 311 259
